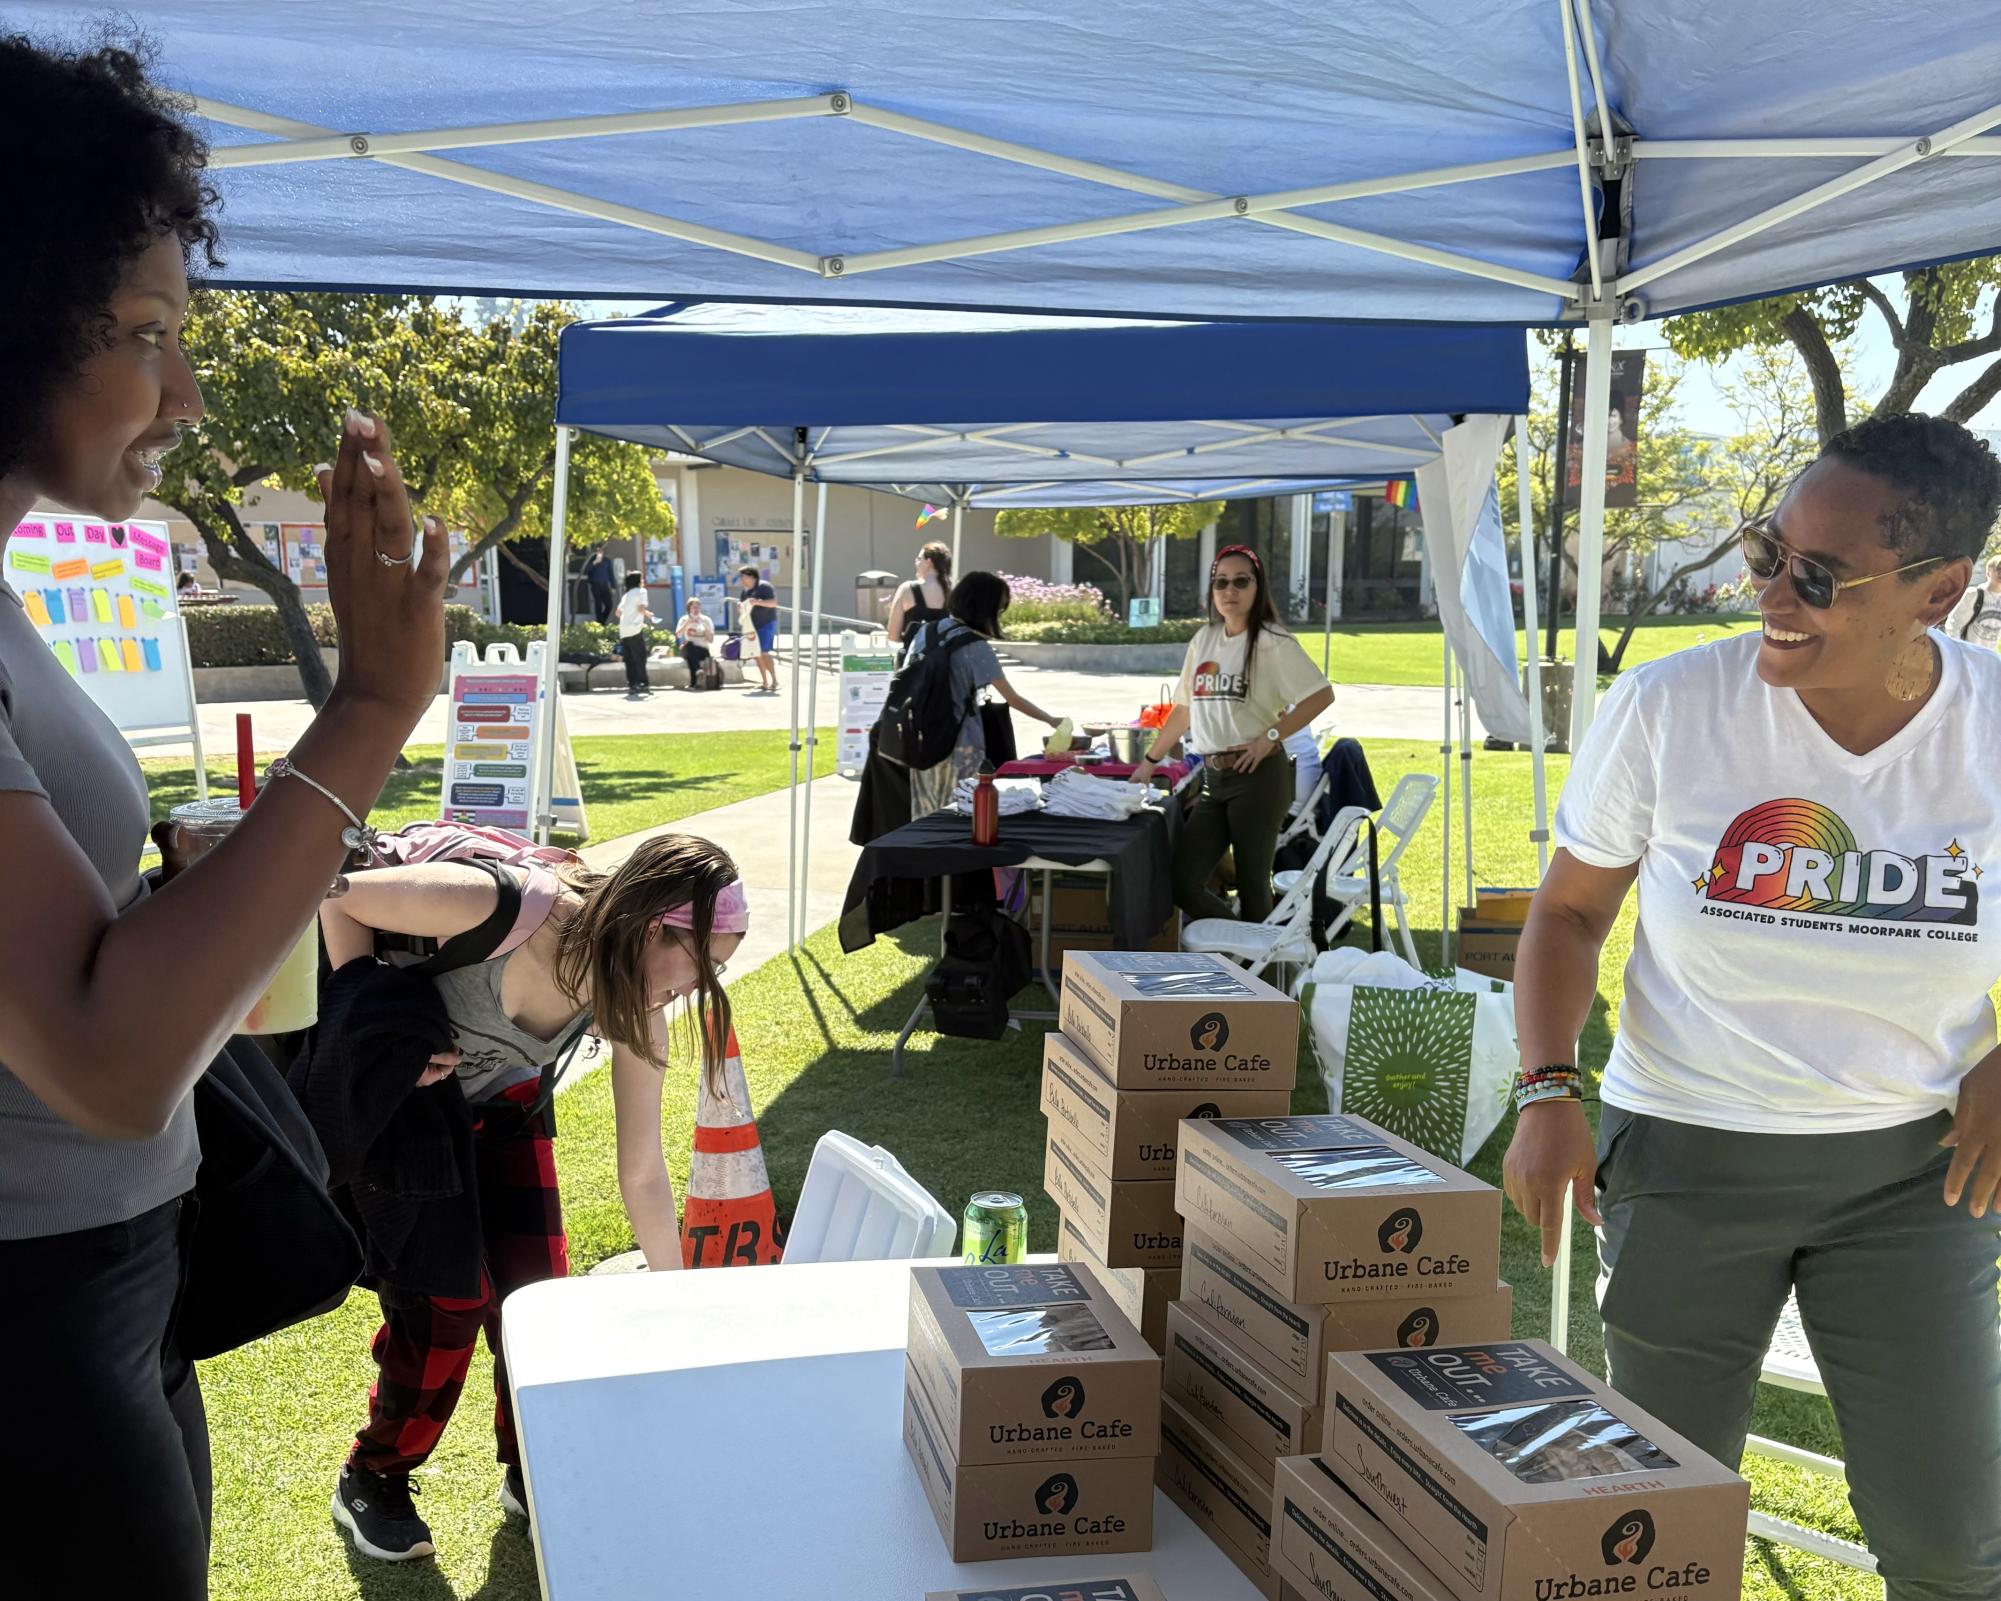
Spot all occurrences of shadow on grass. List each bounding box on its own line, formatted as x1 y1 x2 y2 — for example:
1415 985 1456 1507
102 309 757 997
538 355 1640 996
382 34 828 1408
335 1495 540 1601
1750 1540 1815 1601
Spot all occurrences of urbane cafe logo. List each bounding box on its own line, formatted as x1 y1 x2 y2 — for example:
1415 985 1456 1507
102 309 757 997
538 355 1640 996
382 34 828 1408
1034 1473 1079 1516
1190 1013 1230 1051
1697 799 1981 935
1040 1376 1086 1419
1396 1306 1439 1347
1378 1206 1423 1255
1602 1509 1656 1566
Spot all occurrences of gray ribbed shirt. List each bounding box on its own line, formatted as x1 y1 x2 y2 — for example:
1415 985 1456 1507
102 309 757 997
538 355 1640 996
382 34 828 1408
0 578 197 1239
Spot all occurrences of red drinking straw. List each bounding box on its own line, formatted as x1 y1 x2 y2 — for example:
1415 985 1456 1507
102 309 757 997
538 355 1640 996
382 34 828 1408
236 713 256 809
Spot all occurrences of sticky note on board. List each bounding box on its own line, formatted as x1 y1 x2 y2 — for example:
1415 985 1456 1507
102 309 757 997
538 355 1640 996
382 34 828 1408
22 591 50 627
141 638 162 672
41 590 66 623
91 558 123 581
83 525 107 545
12 522 47 540
91 589 112 624
130 576 168 600
117 596 136 630
98 639 121 672
77 638 96 673
51 557 87 581
140 599 163 620
52 642 78 677
53 522 75 543
11 552 50 576
68 588 87 619
135 551 163 572
121 639 144 673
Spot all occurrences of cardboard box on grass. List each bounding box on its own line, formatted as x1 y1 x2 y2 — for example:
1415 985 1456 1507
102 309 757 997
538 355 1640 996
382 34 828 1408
1043 1030 1291 1181
1453 920 1520 984
1325 1341 1749 1601
904 1365 1154 1563
906 1263 1160 1465
1272 1453 1457 1601
1163 1300 1324 1472
1176 1114 1500 1306
1045 1129 1182 1270
1157 1392 1281 1600
1059 1215 1179 1353
1060 951 1299 1091
1183 1229 1514 1398
925 1579 1168 1601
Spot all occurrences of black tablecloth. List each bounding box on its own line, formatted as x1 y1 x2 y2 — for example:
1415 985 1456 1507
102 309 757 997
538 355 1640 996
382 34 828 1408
839 806 1178 954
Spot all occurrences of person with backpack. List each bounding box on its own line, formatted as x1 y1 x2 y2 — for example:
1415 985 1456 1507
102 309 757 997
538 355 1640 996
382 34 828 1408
881 571 1066 819
1945 554 2001 650
315 832 746 1564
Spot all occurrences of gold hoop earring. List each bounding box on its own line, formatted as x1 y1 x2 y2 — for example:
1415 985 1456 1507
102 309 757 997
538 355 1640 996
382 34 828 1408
1886 632 1938 702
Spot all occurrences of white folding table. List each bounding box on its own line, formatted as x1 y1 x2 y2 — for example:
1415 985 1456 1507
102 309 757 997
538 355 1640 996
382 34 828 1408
505 1257 1265 1600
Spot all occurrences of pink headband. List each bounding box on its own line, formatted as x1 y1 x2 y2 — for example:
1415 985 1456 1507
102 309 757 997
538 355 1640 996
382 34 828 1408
656 878 750 936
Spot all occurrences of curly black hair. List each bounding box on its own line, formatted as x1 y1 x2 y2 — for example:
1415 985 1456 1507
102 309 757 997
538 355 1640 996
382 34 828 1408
1821 411 2001 569
0 30 222 480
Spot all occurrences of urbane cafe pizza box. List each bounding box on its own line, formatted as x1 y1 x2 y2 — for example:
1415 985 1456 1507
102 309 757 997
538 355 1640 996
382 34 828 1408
1042 1028 1291 1181
1272 1453 1459 1601
1156 1393 1282 1599
1176 1114 1501 1305
1058 1216 1178 1354
1325 1341 1749 1601
925 1579 1168 1601
1183 1228 1514 1397
1045 1127 1184 1271
1162 1299 1324 1473
904 1367 1155 1564
1059 950 1300 1091
905 1264 1162 1466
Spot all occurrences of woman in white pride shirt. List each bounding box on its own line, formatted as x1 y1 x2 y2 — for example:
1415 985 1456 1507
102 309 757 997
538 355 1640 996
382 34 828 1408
1131 544 1333 921
1505 413 2001 1600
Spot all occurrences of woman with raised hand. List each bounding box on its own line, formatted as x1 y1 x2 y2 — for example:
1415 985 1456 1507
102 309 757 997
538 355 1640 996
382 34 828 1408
0 32 445 1595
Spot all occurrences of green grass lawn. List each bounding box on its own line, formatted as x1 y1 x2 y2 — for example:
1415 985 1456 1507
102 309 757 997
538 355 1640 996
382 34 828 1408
141 727 836 842
200 735 1867 1601
1290 613 1762 688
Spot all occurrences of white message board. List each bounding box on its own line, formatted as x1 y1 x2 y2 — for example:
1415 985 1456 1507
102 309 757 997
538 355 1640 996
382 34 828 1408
836 635 895 773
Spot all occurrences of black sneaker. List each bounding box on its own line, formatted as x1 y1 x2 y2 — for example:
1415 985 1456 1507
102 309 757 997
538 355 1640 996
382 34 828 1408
499 1466 530 1522
332 1464 435 1562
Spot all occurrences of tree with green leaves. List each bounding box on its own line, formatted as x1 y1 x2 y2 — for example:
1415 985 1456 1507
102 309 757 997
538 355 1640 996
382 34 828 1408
993 501 1222 614
1502 347 1823 670
163 294 672 705
1666 261 2001 444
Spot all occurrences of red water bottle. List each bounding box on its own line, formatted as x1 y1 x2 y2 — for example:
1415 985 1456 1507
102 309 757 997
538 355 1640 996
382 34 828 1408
971 763 1000 847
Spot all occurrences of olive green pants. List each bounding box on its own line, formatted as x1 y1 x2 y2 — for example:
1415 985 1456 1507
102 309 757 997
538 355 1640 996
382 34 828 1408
1173 754 1293 923
1595 1105 2001 1599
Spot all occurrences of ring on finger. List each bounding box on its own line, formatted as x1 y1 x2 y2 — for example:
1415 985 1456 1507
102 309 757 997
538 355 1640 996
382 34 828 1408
375 546 411 569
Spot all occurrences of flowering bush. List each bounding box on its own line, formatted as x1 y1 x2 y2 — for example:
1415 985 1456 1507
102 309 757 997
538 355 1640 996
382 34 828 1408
996 573 1112 625
1008 617 1205 646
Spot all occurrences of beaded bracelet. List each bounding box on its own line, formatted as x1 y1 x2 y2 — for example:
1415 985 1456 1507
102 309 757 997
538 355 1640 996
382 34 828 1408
1513 1065 1585 1115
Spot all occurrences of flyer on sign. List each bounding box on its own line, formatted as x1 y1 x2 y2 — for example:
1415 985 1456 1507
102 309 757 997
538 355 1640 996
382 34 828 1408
441 643 589 839
837 641 895 772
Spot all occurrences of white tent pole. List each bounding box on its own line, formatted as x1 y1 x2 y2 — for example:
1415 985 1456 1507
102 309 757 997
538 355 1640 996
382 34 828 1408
534 426 573 844
1556 0 1606 302
786 466 806 950
951 499 964 572
1322 501 1337 676
1514 416 1551 877
1459 656 1475 916
798 479 830 944
1569 316 1614 751
1440 630 1454 968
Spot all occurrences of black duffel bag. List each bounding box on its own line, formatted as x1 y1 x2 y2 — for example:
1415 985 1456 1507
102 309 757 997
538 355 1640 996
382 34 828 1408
926 909 1032 1040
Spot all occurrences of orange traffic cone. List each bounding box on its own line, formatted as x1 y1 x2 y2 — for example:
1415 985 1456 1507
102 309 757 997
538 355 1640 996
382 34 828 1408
681 1027 786 1267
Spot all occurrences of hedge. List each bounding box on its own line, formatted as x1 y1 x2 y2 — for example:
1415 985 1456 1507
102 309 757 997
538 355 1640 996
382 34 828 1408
184 602 680 670
1005 617 1205 646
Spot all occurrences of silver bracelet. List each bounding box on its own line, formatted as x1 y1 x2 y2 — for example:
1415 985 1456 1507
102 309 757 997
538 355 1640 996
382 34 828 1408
263 757 385 864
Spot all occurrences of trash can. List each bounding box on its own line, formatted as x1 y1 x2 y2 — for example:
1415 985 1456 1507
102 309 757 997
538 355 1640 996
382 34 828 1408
1527 658 1572 754
855 570 901 626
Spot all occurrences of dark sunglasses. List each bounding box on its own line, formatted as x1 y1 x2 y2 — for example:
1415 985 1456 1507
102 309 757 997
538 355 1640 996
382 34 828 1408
1739 518 1940 610
1211 574 1256 592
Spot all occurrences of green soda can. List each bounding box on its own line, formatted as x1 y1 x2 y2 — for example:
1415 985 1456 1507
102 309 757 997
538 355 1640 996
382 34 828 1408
962 1191 1029 1265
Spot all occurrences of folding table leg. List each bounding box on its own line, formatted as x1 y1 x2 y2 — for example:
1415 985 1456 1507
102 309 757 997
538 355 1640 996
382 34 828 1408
892 876 953 1076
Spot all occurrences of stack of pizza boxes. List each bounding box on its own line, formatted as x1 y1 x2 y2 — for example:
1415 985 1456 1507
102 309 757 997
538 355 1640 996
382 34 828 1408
1161 1111 1516 1598
1040 952 1297 1357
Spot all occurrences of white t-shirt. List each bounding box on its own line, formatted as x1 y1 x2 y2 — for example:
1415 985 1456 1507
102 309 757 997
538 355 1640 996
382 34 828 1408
1555 631 2001 1133
616 589 652 639
1176 623 1330 755
678 613 715 645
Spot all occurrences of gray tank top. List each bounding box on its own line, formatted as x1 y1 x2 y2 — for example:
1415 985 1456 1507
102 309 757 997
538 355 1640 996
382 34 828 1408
431 945 591 1104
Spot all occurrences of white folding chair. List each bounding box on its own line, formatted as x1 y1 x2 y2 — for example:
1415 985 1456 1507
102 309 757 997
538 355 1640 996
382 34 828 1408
1322 772 1435 968
780 1131 958 1264
1275 767 1332 853
1183 806 1371 985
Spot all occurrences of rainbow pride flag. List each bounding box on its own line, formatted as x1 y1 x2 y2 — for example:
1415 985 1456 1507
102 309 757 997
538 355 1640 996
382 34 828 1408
915 504 949 529
1384 479 1414 509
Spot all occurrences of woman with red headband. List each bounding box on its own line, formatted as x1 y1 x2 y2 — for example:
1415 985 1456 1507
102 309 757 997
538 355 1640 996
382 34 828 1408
314 835 745 1564
1131 545 1334 922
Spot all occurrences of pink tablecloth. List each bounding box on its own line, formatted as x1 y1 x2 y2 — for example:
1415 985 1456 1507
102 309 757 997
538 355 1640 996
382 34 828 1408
996 757 1191 785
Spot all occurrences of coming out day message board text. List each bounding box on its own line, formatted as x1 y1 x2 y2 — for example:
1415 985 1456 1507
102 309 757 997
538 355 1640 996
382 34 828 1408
3 516 198 738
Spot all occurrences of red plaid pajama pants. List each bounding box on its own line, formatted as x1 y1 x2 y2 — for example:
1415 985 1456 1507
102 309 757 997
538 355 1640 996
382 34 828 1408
348 1086 569 1476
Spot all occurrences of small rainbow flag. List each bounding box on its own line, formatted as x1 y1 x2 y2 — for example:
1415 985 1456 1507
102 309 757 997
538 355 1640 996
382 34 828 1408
1384 479 1414 510
915 504 948 530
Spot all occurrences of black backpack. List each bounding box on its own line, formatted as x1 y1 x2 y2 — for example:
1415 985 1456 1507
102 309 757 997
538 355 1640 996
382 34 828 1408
876 619 982 769
926 910 1033 1039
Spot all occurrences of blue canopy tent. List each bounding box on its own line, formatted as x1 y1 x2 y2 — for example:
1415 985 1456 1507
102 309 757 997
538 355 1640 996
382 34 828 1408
21 0 2001 759
553 304 1536 953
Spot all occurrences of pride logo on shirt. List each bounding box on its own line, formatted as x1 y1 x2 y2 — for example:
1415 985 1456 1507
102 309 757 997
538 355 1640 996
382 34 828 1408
1697 798 1979 927
1190 660 1246 700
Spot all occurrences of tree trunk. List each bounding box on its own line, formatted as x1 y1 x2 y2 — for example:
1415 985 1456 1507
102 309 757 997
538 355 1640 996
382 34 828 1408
1781 305 1849 444
1603 526 1744 670
165 489 335 706
1073 538 1130 613
498 540 552 591
444 451 552 584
